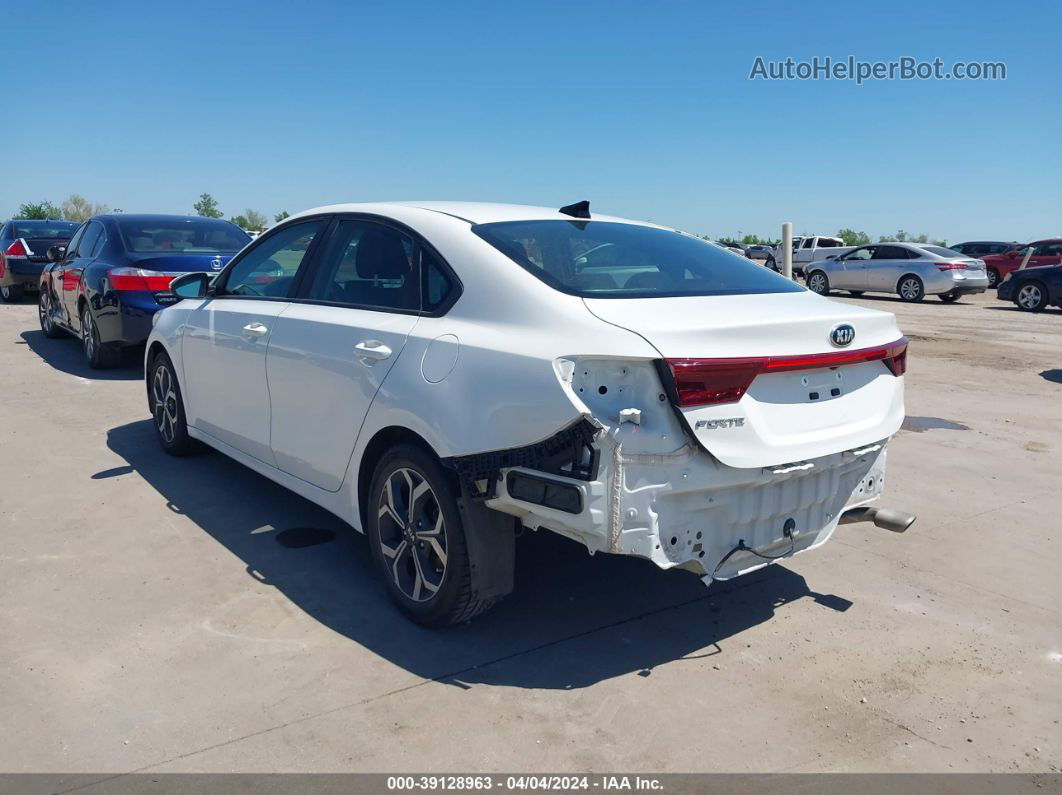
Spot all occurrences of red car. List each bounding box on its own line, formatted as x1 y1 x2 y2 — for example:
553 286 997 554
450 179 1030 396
982 238 1062 288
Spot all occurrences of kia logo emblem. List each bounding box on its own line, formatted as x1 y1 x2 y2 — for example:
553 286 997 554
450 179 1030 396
830 324 855 347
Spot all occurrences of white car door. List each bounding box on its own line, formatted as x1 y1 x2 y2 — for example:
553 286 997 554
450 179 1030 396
265 218 435 492
180 219 328 465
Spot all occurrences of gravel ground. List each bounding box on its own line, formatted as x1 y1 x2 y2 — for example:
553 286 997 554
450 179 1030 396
0 290 1059 774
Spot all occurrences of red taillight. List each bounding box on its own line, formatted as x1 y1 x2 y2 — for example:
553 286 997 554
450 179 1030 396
107 267 174 292
5 239 28 258
665 337 909 407
935 262 968 271
667 358 764 406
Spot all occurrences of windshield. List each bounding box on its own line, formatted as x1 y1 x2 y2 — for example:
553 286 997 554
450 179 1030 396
12 221 78 240
473 221 803 298
119 219 250 253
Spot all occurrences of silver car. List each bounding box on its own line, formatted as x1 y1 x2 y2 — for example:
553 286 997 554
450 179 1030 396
804 243 990 303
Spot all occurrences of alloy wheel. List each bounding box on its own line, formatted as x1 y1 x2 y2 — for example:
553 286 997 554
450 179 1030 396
376 467 448 602
1017 284 1043 310
39 293 52 333
152 364 180 444
808 273 827 293
899 278 921 300
82 308 96 360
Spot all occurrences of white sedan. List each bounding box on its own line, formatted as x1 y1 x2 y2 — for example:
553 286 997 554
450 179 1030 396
147 201 911 626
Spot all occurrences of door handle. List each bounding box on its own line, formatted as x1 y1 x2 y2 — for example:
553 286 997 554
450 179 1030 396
355 340 392 362
242 322 269 339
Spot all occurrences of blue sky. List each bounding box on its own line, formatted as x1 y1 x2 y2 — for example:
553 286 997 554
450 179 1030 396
3 0 1059 242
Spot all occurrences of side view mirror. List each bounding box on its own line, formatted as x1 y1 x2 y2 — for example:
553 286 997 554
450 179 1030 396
46 245 65 262
1008 249 1020 258
169 272 211 300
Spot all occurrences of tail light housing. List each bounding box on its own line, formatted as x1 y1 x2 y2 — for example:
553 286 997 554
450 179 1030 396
665 337 908 407
1 239 30 277
935 262 969 271
106 267 175 292
5 239 29 258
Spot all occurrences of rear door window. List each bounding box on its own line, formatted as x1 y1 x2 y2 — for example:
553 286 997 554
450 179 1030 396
305 220 418 311
873 245 908 259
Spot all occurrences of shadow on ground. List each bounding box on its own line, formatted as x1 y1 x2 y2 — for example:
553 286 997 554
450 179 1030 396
105 419 852 690
19 329 143 380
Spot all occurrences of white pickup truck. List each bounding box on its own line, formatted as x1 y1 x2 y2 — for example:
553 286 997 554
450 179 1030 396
767 235 854 275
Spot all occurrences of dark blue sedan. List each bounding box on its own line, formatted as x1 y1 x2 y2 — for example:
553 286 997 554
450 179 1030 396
39 214 250 368
997 264 1062 313
0 219 79 302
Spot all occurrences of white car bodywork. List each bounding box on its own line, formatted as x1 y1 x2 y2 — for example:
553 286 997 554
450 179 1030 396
147 201 906 594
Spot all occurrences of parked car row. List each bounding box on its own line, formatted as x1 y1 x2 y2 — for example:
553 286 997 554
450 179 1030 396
33 215 250 366
798 237 1062 309
1 202 917 626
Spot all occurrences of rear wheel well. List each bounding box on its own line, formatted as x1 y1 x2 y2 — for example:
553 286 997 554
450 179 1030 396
357 426 441 530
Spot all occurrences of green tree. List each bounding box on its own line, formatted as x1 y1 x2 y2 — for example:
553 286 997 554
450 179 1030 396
17 201 63 220
230 214 250 229
837 228 871 246
879 230 909 243
244 209 267 230
194 193 223 218
62 194 109 222
274 210 290 223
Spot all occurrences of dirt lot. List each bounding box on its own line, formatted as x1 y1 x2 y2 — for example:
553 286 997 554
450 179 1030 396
1 291 1060 774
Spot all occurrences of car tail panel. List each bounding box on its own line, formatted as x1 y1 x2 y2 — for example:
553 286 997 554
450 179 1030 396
583 291 907 468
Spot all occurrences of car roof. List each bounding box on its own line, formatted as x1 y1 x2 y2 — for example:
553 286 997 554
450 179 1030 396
287 201 662 228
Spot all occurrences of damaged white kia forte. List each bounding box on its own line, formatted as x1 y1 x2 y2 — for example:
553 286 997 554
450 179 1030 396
147 200 914 626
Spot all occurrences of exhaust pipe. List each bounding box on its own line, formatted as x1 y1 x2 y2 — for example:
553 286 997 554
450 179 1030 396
840 506 916 533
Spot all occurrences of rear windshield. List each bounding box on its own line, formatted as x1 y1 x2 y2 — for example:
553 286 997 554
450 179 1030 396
12 221 78 240
118 219 250 253
473 221 803 298
921 246 962 257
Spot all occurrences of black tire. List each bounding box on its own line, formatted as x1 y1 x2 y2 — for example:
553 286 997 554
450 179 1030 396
0 284 24 303
1015 281 1049 312
986 268 1000 288
806 270 830 295
38 289 64 338
897 275 925 303
938 291 961 303
148 351 200 455
765 256 777 272
849 290 865 297
368 444 494 627
81 303 121 369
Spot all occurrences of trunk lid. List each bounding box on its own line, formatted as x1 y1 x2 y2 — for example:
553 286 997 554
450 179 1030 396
24 237 72 264
126 252 234 275
583 291 906 468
